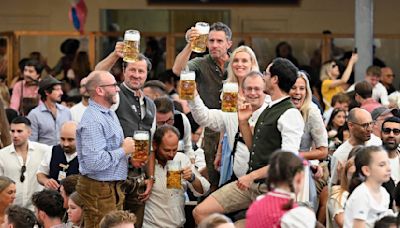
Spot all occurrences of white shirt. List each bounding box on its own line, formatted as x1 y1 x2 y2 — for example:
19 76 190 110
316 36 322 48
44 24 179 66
36 146 77 176
273 96 304 154
344 183 391 228
331 134 382 184
188 95 268 177
69 101 87 123
389 153 400 184
176 112 195 159
143 152 210 228
372 82 389 106
0 141 51 210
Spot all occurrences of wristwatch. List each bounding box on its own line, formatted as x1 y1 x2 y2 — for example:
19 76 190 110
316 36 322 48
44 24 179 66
188 173 196 183
147 175 156 183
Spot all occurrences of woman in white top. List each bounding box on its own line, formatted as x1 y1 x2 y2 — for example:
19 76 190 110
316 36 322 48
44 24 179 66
344 146 392 228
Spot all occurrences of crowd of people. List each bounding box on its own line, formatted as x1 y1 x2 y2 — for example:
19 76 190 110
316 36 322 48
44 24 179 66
0 21 400 228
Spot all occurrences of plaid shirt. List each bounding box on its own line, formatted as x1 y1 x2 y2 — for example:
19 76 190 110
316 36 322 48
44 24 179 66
77 100 128 181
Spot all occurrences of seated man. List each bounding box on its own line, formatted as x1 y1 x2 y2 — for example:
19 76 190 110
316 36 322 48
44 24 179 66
143 125 210 228
37 121 79 190
31 189 65 228
3 205 37 228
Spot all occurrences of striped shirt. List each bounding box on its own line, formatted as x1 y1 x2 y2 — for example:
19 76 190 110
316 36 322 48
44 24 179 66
76 99 128 181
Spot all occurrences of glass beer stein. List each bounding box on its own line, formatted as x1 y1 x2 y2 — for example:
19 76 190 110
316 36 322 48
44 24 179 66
166 160 182 189
179 71 196 100
123 30 140 63
191 22 209 53
221 83 239 112
133 130 149 163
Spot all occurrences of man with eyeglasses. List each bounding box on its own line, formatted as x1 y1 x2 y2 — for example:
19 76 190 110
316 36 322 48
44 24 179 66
96 49 156 228
187 71 268 186
76 70 136 228
69 76 89 123
381 116 400 185
193 58 303 224
0 116 50 211
331 108 382 184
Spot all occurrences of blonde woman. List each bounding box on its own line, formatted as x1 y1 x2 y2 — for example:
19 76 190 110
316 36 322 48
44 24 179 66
214 46 260 185
225 45 259 93
289 71 328 210
320 53 358 110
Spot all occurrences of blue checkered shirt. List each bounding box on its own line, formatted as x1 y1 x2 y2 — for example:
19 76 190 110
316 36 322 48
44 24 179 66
76 100 128 181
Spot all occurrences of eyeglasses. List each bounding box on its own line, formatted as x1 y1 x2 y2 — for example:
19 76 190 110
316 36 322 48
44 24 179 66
99 83 118 88
351 121 375 130
20 165 26 182
156 118 174 126
244 86 263 93
262 70 271 78
382 127 400 135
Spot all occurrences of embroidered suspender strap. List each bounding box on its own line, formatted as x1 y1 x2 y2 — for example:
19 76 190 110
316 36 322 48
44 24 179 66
230 126 241 167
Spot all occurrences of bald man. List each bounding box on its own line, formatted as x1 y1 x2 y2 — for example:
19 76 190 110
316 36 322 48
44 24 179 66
331 108 382 183
37 121 80 190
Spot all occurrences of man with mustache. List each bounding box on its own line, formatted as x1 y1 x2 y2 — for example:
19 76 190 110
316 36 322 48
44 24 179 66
381 116 400 185
36 121 79 190
27 75 71 146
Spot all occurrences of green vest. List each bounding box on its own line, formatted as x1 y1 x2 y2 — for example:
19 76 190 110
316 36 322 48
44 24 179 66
248 97 294 172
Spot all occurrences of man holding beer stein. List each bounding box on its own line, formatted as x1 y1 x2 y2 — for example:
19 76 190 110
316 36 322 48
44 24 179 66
95 30 156 228
142 125 210 228
76 70 136 228
172 22 233 191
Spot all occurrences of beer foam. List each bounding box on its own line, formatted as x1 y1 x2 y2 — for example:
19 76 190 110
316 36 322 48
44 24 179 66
195 22 210 34
124 31 140 41
134 133 149 140
180 71 196 80
223 83 239 93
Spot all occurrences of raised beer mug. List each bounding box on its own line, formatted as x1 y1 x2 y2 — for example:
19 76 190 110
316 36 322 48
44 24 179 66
123 30 140 63
166 160 182 189
133 130 149 163
179 71 196 100
191 22 209 53
222 83 239 112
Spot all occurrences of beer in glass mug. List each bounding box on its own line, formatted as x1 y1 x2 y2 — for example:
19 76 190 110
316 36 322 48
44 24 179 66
166 160 182 189
123 30 140 63
133 130 149 163
179 71 196 100
222 83 239 112
191 22 209 53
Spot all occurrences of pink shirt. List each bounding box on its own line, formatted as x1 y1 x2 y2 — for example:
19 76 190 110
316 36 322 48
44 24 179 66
10 80 39 111
360 98 382 113
246 189 298 228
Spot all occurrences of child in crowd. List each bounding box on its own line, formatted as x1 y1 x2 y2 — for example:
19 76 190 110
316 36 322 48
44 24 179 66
246 151 316 228
67 192 83 228
344 146 393 227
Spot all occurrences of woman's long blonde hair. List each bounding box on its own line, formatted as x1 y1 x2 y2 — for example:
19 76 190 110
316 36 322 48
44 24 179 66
226 46 259 85
297 71 313 122
320 60 335 81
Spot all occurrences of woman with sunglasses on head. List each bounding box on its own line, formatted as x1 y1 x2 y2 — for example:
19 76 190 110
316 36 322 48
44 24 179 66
0 176 16 224
320 53 358 111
